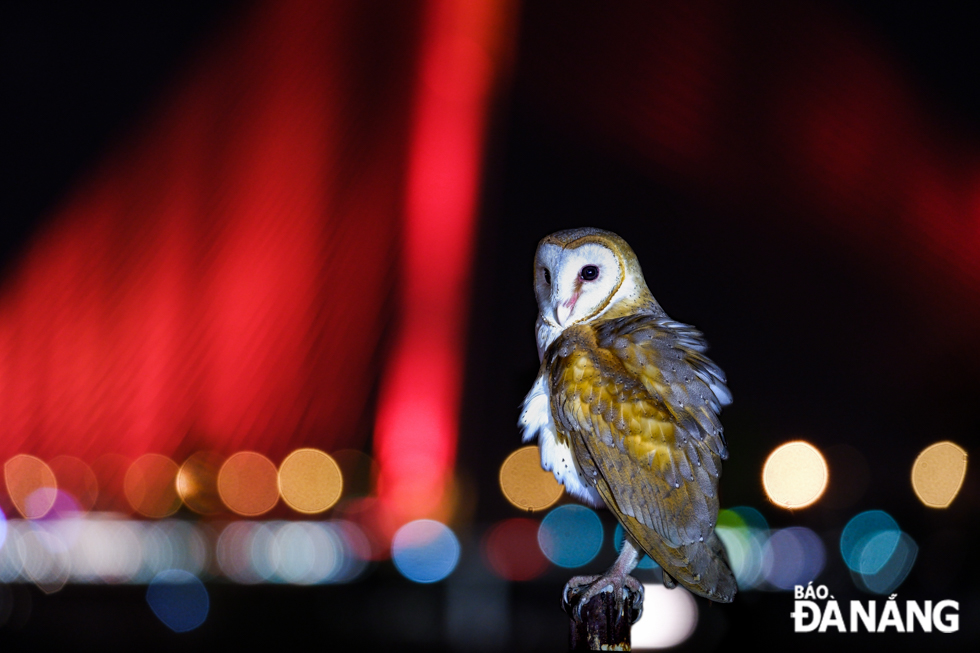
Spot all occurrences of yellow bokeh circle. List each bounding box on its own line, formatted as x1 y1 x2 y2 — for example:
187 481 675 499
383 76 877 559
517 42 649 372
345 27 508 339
762 441 828 509
279 448 343 514
499 445 564 511
911 441 967 508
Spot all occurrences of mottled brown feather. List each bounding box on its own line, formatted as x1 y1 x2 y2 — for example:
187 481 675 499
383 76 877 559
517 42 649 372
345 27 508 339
546 312 736 602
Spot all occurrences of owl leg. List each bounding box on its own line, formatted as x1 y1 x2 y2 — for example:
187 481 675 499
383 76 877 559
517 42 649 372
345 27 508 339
561 538 644 622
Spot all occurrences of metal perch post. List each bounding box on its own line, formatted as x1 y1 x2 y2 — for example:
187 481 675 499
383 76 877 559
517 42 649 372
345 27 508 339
563 581 643 651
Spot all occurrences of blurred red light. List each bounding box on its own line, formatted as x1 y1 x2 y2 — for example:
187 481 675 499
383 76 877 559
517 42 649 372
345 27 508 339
373 0 514 527
0 1 421 471
482 518 549 582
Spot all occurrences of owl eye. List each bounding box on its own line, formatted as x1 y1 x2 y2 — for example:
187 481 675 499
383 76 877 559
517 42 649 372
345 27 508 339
543 269 551 285
579 265 599 281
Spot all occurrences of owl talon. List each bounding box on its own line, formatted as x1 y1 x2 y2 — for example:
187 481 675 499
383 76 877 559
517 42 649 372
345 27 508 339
562 574 600 616
562 572 643 623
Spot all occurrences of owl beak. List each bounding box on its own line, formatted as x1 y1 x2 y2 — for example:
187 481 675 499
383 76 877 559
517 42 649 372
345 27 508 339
556 292 579 327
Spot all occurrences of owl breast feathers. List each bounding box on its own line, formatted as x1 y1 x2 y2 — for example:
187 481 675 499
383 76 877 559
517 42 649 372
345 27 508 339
520 227 737 602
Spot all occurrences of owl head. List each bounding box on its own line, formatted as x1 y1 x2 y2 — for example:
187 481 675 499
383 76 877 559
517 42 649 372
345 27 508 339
532 228 657 354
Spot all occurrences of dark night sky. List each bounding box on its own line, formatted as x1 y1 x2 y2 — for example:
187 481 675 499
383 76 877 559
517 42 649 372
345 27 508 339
5 1 980 264
0 2 243 270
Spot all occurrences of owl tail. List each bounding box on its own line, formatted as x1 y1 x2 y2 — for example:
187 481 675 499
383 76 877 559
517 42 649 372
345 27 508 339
653 531 737 603
623 517 737 602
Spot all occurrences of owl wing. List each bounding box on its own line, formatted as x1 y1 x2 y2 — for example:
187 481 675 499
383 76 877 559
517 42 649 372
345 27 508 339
547 313 736 600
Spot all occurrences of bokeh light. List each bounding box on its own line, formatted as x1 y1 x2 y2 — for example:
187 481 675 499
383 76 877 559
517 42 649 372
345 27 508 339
216 522 265 584
215 519 367 585
613 524 657 569
48 456 99 514
0 514 370 586
762 441 828 509
729 505 769 531
840 509 918 594
851 531 918 595
275 522 341 584
911 441 967 508
482 518 549 581
218 452 279 516
330 520 371 583
631 584 698 650
124 454 182 519
19 527 70 593
0 524 24 583
245 522 278 582
140 520 210 582
715 507 768 590
761 526 825 590
146 570 209 632
176 452 224 515
4 455 57 519
840 510 899 574
499 446 564 512
39 490 82 522
278 449 343 514
537 505 603 568
391 519 460 584
70 518 143 583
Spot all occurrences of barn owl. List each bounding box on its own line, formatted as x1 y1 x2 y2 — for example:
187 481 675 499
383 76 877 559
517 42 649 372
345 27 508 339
519 227 736 615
